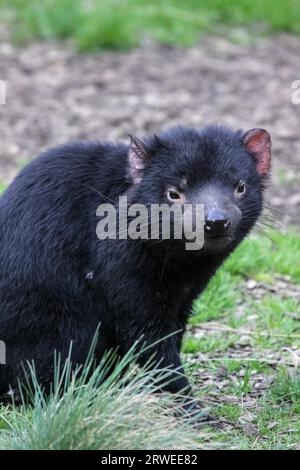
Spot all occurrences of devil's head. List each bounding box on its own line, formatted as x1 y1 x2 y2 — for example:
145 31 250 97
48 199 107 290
126 125 271 255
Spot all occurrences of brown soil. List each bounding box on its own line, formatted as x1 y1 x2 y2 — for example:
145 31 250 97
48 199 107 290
0 33 299 225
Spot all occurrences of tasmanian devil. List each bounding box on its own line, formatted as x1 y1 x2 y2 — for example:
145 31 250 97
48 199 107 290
0 125 271 408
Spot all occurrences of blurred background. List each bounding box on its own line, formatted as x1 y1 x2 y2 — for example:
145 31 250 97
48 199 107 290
0 0 299 224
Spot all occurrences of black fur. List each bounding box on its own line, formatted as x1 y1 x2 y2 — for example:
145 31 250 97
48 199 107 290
0 126 270 402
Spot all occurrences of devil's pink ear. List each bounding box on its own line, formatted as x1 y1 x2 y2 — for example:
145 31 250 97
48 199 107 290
242 128 271 177
128 134 149 184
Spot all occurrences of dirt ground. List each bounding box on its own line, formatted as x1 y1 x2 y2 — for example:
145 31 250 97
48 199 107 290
0 32 299 225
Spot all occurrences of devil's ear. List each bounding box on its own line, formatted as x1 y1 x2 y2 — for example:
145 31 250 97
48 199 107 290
128 134 150 184
242 128 271 177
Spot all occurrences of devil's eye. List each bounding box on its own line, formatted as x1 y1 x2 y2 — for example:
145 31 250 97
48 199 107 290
167 189 181 201
235 180 246 197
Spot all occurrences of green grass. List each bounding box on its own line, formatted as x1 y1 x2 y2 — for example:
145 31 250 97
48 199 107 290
214 369 300 450
0 344 206 450
1 0 300 51
0 182 7 193
182 228 300 449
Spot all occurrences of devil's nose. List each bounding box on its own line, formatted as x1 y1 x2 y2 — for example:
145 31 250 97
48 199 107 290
204 209 231 236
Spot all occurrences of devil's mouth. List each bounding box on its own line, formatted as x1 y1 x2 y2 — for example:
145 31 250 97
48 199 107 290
206 234 232 240
204 234 233 249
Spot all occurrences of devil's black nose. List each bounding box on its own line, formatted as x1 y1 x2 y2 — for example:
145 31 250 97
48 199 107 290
204 208 230 237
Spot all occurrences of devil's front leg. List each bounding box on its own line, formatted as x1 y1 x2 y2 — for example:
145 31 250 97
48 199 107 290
136 332 191 394
115 313 199 415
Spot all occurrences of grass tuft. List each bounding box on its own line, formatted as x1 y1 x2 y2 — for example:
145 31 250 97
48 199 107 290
0 341 204 450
